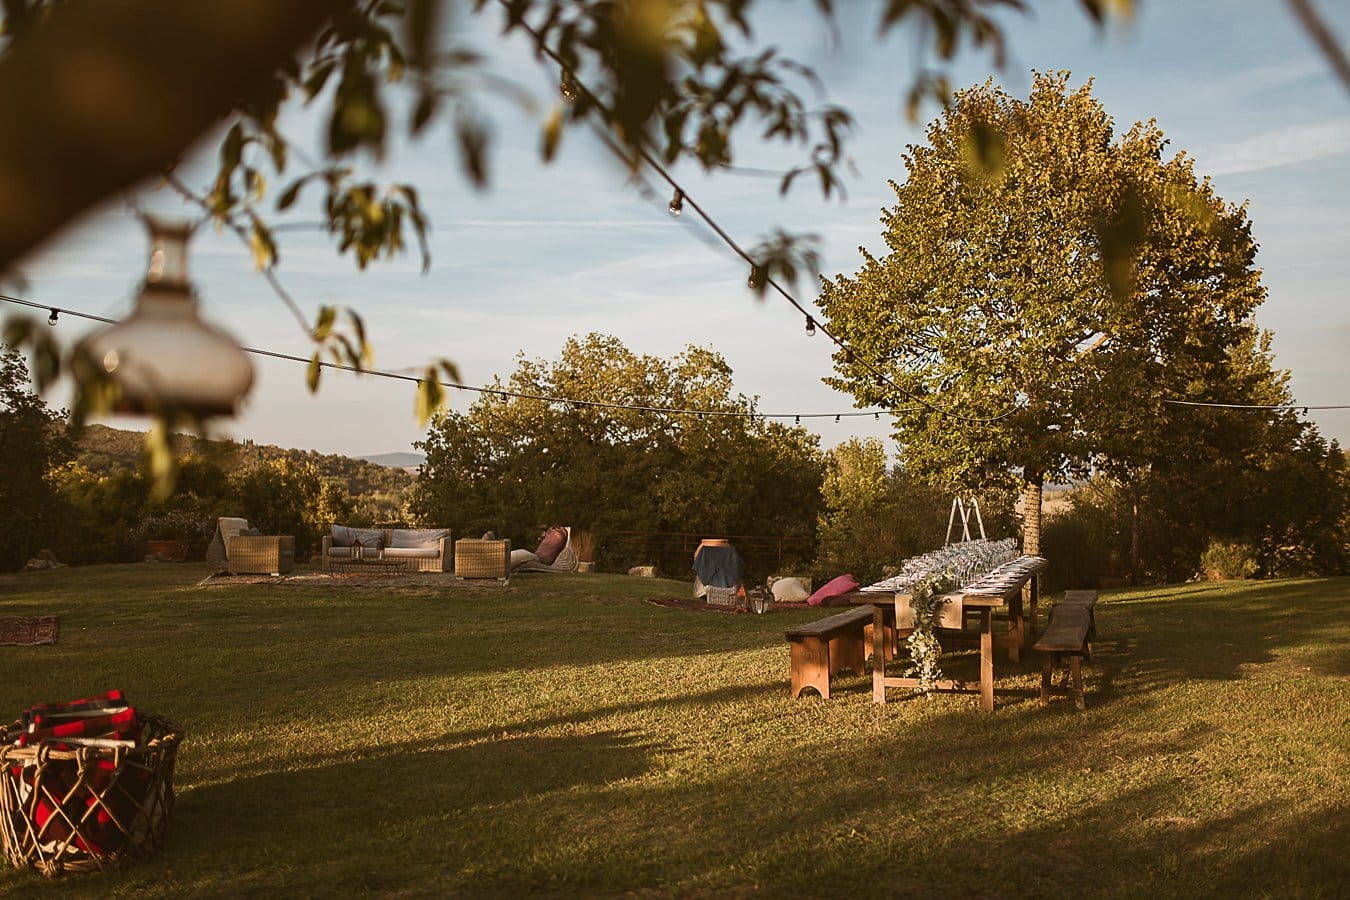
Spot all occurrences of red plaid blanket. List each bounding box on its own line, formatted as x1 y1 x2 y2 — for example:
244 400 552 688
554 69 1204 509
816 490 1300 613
4 690 147 856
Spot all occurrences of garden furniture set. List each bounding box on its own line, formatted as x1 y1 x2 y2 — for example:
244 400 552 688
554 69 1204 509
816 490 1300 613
783 544 1095 711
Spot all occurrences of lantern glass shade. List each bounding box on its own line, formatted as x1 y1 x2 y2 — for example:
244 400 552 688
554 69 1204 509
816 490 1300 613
79 217 253 417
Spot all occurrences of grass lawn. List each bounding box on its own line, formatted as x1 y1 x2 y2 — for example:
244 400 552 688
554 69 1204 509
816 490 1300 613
0 565 1346 898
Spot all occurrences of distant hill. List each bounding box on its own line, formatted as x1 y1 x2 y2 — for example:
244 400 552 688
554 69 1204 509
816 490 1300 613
73 424 414 520
359 451 425 470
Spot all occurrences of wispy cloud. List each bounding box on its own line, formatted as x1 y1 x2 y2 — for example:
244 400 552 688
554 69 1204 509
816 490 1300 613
1201 120 1350 177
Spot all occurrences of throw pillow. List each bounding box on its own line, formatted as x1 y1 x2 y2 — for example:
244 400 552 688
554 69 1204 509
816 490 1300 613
806 574 859 607
239 527 262 537
330 524 358 548
353 529 383 551
389 528 449 550
770 577 810 603
219 517 250 540
534 526 569 566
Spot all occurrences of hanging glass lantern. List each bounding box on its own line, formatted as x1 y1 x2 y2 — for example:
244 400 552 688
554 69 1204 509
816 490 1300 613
78 217 254 418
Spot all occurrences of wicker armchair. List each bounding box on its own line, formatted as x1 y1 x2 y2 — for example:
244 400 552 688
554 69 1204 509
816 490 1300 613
226 535 295 576
454 538 511 582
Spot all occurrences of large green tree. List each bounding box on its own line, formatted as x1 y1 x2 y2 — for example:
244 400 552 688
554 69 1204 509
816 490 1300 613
407 333 824 563
818 72 1267 555
0 345 71 569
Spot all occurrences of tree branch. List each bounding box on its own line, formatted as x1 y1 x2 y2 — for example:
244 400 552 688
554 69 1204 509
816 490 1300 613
0 0 354 272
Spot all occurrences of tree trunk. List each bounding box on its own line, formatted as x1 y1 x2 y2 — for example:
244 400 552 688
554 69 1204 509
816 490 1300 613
1022 474 1043 557
1129 483 1141 584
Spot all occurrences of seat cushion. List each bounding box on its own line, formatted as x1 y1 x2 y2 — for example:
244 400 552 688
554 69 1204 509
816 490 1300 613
382 547 440 559
510 549 540 570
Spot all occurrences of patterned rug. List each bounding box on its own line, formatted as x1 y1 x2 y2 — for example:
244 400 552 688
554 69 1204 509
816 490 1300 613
0 615 59 646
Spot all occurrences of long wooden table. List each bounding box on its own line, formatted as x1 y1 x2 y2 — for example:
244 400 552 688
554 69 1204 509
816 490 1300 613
847 556 1047 711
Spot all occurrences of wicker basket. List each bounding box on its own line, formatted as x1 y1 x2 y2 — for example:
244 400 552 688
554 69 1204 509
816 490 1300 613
0 716 181 877
454 538 511 581
705 585 741 607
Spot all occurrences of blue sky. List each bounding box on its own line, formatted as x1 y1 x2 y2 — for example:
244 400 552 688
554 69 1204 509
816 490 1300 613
12 0 1350 460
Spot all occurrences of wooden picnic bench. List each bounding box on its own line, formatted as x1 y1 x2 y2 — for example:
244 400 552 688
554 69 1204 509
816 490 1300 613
786 606 893 699
1035 590 1099 709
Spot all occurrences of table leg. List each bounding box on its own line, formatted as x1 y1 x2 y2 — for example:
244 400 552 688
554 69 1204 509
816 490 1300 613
1028 574 1040 641
872 604 887 704
980 608 994 712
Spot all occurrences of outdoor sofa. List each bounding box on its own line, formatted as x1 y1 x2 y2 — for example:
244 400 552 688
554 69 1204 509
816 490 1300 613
320 526 452 572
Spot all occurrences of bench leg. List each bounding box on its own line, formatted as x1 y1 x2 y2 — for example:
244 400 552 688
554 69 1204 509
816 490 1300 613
1070 654 1085 710
789 638 831 699
830 632 866 678
1040 652 1053 708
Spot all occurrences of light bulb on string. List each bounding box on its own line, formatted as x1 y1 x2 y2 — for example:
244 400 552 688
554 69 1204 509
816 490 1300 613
668 189 684 216
47 309 59 326
805 315 816 336
560 71 578 102
835 415 840 424
794 415 800 425
747 263 766 291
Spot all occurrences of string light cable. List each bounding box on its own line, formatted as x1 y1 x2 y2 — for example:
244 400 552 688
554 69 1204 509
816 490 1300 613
507 4 1020 426
6 294 1343 419
0 292 903 422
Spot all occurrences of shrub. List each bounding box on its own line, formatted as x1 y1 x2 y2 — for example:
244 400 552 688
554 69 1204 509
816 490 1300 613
1200 540 1259 581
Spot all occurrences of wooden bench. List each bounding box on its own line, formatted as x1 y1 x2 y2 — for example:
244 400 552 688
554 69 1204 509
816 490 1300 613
1057 589 1098 660
1035 603 1093 709
786 606 877 699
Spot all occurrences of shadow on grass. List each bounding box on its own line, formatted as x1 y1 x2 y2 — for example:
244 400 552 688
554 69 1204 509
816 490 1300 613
102 682 1343 898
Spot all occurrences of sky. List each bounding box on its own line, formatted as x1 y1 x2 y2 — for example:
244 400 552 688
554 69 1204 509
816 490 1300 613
9 0 1350 461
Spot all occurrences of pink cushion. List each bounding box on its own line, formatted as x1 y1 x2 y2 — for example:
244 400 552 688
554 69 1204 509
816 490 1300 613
534 526 569 566
807 574 859 607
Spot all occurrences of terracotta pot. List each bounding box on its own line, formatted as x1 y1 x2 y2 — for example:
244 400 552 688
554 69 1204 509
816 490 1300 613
577 561 596 574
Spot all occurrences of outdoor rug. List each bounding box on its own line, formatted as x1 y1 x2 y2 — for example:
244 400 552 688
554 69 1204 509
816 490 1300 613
0 615 59 646
644 597 811 614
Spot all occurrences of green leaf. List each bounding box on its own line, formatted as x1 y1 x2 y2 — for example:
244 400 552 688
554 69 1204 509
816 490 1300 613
541 104 564 162
303 59 337 100
312 306 337 341
306 353 323 393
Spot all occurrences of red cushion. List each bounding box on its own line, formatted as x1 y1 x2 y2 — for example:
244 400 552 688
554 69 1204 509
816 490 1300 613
534 526 569 566
806 574 859 607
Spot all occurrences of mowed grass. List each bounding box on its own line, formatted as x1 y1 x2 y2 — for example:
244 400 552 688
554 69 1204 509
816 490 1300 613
0 565 1346 898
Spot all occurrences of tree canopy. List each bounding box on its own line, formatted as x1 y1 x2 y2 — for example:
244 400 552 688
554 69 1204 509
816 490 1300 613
407 333 824 564
818 72 1270 551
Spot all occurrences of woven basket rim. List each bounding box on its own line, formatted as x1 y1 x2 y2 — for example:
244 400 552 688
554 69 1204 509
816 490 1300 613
0 714 182 763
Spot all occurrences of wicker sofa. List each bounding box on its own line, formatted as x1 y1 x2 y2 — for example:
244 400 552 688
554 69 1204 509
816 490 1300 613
319 526 451 572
